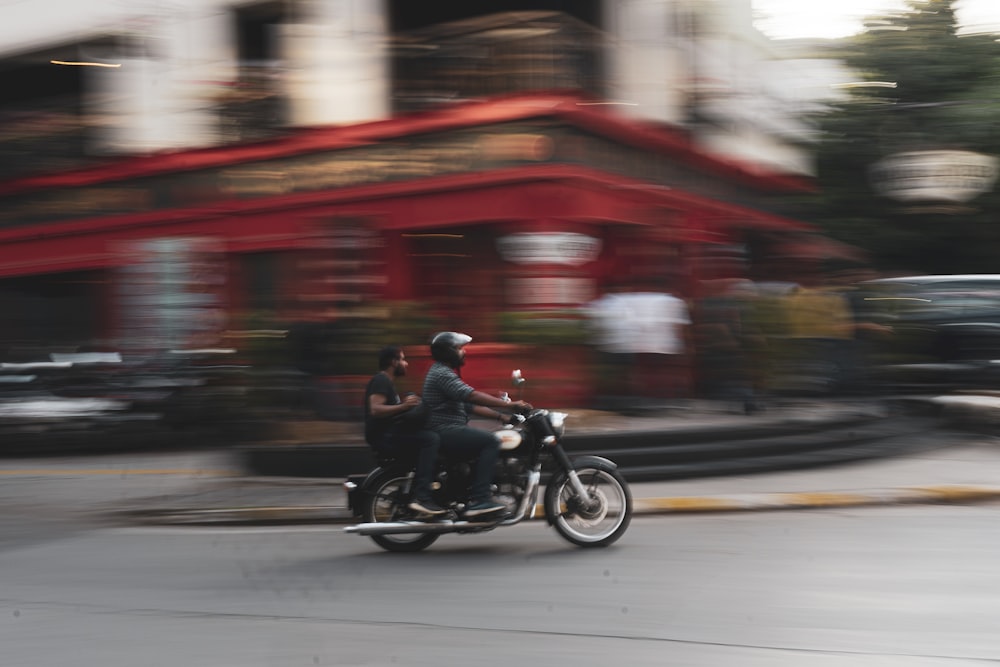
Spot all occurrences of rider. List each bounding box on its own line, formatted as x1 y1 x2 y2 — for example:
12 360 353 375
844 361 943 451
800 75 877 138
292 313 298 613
421 331 532 518
364 345 446 517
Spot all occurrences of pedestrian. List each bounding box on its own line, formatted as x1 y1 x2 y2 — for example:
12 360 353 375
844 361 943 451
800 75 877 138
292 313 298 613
694 279 765 413
827 265 894 395
363 345 445 517
783 268 855 394
586 287 691 411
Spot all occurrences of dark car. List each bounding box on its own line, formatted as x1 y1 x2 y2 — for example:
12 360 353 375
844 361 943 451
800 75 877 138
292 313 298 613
859 274 1000 391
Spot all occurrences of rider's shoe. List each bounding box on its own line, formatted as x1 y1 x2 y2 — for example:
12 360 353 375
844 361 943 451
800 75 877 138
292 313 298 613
462 499 507 519
408 498 447 517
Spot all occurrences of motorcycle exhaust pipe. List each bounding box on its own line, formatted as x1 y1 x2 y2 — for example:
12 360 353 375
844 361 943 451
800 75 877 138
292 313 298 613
344 520 497 536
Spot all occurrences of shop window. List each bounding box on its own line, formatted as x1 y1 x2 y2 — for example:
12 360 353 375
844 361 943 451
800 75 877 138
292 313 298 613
115 237 228 352
407 229 500 336
390 0 601 32
0 39 114 179
390 4 605 112
292 219 385 320
241 251 280 317
0 270 105 353
235 1 287 62
221 2 289 143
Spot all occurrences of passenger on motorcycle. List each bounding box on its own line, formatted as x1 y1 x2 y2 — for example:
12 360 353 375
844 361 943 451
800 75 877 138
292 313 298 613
364 345 446 517
421 331 532 519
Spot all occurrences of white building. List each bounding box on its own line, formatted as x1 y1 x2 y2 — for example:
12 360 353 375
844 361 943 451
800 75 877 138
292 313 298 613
0 0 826 179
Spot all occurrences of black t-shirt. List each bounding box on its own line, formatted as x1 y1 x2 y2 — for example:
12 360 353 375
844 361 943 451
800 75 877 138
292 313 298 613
363 373 399 446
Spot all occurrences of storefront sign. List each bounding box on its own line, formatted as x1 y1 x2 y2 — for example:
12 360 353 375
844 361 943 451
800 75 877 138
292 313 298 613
0 121 791 228
496 232 602 266
870 150 999 203
506 277 594 305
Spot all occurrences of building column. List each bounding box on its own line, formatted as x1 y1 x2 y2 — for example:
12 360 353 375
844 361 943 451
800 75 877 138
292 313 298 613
603 0 692 125
283 0 389 127
88 9 235 153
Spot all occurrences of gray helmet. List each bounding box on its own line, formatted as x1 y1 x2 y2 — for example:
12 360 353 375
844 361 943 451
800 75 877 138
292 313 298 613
430 331 472 366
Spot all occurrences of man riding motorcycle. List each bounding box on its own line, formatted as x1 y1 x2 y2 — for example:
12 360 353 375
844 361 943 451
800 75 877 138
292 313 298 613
421 331 531 519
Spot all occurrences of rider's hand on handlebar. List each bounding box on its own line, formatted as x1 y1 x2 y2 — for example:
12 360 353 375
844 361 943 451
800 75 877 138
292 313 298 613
510 400 532 414
497 412 517 426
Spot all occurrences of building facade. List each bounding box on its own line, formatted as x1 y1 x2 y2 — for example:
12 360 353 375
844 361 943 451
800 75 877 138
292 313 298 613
0 1 832 403
0 0 816 177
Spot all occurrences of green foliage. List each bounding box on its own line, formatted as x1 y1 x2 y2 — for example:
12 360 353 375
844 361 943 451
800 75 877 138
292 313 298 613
496 310 589 346
323 301 441 375
372 300 440 348
804 0 1000 273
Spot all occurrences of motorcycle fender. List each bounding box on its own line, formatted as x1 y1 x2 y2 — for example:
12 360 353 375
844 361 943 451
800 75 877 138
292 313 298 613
345 467 388 517
360 466 390 489
568 455 617 471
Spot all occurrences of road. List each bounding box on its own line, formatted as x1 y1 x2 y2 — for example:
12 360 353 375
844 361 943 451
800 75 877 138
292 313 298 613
0 449 231 551
3 498 1000 665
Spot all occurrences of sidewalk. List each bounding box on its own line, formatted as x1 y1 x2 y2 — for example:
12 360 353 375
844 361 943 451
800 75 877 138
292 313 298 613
111 394 1000 526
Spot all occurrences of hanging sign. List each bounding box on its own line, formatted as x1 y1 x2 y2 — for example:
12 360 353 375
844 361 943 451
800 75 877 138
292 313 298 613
496 232 602 266
870 150 999 204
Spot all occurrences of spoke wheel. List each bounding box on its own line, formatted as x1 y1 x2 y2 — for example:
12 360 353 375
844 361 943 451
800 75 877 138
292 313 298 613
363 470 439 553
545 465 631 548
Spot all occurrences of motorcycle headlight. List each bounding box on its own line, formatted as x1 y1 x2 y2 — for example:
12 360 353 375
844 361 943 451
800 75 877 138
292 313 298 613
548 411 568 438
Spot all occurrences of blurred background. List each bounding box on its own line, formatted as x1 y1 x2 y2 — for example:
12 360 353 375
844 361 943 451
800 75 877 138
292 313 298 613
1 0 999 449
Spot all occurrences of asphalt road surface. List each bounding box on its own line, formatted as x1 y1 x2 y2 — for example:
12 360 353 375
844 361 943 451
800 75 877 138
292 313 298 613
3 503 1000 666
0 450 230 551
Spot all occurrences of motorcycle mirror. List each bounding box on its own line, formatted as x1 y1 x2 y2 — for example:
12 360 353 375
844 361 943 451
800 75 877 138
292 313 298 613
511 369 526 386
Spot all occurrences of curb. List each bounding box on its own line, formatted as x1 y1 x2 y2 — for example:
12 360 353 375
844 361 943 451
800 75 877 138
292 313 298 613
118 484 1000 526
633 485 1000 513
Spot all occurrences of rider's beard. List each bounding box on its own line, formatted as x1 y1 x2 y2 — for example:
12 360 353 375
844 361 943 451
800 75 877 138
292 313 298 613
393 365 406 378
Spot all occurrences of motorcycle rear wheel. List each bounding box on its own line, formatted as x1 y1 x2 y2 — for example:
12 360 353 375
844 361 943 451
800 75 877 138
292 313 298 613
544 463 632 548
363 468 440 553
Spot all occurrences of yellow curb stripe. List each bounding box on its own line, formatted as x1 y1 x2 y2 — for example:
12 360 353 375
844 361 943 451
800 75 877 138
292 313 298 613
773 492 874 507
636 497 745 512
630 487 1000 514
908 485 1000 502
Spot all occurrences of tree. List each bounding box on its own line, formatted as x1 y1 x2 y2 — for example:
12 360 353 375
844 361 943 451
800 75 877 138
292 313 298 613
802 0 1000 273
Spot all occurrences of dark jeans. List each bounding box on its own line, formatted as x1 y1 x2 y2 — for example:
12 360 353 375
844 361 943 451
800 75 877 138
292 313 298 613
436 426 500 503
373 429 440 501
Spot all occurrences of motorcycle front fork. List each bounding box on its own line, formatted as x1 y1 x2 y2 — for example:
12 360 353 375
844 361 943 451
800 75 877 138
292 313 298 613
549 445 595 506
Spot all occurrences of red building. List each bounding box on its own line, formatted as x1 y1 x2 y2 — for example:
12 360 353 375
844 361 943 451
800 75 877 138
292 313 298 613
0 92 818 404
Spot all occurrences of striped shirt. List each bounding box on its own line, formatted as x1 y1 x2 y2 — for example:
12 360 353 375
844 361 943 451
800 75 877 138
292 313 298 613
422 362 475 430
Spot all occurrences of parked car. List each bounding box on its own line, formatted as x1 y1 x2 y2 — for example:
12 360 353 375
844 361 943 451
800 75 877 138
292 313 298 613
859 274 1000 390
0 349 250 454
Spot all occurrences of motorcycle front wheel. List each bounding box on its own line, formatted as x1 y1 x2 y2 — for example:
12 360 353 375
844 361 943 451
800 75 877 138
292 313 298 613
363 468 440 553
544 463 632 548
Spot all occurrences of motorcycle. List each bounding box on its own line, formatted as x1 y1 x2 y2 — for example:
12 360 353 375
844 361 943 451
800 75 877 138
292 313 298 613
343 370 632 551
